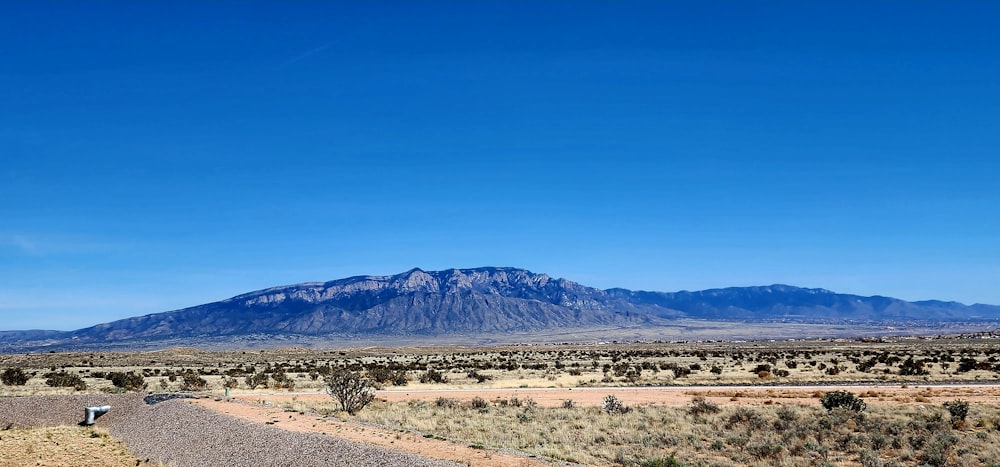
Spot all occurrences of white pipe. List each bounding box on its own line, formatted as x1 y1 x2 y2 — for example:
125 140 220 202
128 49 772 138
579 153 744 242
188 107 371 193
82 405 110 425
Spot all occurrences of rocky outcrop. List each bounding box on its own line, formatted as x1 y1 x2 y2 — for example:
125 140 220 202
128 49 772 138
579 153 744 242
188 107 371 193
63 267 657 342
2 267 997 349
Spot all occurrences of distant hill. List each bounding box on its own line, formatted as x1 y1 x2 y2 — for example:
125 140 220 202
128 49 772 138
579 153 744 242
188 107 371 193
609 284 1000 322
1 267 997 351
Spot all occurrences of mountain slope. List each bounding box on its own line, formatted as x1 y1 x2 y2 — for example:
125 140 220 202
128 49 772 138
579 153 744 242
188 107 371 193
67 267 656 342
2 267 998 350
609 285 1000 321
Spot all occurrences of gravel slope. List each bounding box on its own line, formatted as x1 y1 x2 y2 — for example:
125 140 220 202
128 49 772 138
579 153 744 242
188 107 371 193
0 394 460 467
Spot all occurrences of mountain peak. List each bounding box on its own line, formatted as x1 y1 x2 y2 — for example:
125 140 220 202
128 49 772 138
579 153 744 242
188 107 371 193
2 267 996 351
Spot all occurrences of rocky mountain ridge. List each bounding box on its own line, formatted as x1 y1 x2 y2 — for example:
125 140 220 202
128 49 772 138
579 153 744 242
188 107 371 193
2 267 997 350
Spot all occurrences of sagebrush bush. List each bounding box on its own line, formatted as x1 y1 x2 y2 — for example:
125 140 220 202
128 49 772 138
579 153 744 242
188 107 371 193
820 390 866 412
469 396 489 409
244 371 268 389
181 373 207 391
419 369 448 384
368 367 408 386
725 407 765 430
467 369 492 383
325 369 375 415
602 394 629 414
639 456 681 467
108 371 147 391
688 396 720 416
44 371 86 390
434 397 459 408
944 399 970 423
1 367 30 386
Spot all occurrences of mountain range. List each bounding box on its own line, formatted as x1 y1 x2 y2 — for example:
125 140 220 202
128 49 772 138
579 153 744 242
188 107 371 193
2 267 998 351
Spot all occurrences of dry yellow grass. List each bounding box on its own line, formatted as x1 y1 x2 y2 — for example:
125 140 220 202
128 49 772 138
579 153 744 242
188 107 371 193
279 397 1000 466
5 338 1000 466
5 338 1000 398
0 426 142 467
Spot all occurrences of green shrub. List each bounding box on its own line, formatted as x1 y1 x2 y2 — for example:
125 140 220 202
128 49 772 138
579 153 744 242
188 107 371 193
1 367 30 386
44 371 86 390
943 399 970 423
435 397 460 408
688 396 720 416
420 369 448 384
921 431 959 466
469 396 489 409
244 371 268 389
747 438 784 460
467 369 492 383
270 370 295 390
602 394 629 414
368 367 408 386
325 369 375 415
640 456 682 467
108 371 147 391
725 407 765 430
820 391 866 412
181 373 207 391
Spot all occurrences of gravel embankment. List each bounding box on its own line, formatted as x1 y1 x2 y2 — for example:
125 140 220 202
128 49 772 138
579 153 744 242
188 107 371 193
0 394 460 467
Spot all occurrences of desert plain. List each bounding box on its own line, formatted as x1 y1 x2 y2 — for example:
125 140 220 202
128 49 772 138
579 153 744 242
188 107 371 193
3 335 1000 466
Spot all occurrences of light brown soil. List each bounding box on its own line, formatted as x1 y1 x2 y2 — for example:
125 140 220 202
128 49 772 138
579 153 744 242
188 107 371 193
0 426 140 467
192 398 552 467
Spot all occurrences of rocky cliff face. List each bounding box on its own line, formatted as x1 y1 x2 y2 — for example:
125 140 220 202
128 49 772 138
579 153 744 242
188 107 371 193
3 267 998 348
66 267 656 341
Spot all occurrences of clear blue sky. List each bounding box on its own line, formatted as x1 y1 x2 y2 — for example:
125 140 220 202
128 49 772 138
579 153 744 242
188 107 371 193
2 1 998 330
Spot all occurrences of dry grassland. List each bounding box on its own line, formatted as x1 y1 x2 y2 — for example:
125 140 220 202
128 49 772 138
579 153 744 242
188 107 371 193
0 426 141 467
270 395 1000 466
4 338 1000 397
4 337 1000 466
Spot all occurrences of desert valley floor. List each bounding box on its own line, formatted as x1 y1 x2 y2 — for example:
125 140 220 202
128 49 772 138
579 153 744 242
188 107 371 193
3 337 1000 466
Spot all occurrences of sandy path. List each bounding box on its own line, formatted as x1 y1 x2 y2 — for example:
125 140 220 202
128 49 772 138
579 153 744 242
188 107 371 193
192 398 556 467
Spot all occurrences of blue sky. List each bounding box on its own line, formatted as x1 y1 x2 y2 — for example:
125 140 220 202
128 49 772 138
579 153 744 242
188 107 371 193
2 1 999 330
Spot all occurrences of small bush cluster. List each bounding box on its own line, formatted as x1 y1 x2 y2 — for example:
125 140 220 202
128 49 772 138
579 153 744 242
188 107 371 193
469 396 489 410
325 369 375 415
368 367 408 386
1 367 31 386
270 370 295 390
466 369 492 383
419 369 448 384
724 407 765 430
944 399 970 424
435 397 460 409
181 372 208 391
820 390 866 412
107 371 147 391
496 396 535 409
244 371 269 389
602 394 630 414
688 396 720 416
44 371 87 390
